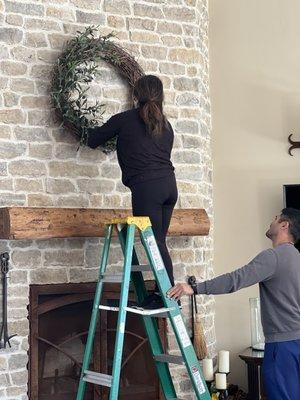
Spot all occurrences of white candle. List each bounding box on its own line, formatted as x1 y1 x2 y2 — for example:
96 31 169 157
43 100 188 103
218 350 230 373
202 358 214 381
215 373 227 390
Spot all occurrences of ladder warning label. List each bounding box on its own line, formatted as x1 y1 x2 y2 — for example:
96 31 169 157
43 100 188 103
146 235 164 271
192 366 206 394
173 315 191 348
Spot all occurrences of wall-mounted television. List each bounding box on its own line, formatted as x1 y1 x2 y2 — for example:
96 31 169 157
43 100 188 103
283 184 300 251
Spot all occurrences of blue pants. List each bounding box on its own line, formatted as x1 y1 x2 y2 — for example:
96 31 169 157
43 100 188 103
262 339 300 400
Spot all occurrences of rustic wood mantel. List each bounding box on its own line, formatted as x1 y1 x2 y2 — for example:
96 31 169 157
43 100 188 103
0 207 210 240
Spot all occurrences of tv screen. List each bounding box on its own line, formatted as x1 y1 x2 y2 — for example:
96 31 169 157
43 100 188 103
283 185 300 251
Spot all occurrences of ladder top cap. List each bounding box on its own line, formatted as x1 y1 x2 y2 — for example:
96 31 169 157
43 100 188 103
108 216 152 231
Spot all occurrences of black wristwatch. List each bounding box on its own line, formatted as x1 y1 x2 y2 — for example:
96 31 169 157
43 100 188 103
187 275 198 295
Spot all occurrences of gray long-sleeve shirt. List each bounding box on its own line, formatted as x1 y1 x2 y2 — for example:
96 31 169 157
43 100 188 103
196 243 300 343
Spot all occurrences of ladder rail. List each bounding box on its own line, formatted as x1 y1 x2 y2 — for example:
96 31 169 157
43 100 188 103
116 224 177 399
76 224 113 400
118 226 176 398
168 310 209 398
109 223 135 400
141 226 210 400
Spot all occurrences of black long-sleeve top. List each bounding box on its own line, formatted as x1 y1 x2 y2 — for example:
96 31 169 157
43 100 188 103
86 107 175 188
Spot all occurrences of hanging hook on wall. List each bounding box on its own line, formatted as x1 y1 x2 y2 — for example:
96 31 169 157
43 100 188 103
288 134 300 156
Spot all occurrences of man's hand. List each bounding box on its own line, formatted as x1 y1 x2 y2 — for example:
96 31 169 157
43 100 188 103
167 283 194 300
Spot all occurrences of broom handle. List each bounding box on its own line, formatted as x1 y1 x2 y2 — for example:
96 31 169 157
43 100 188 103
194 293 198 314
191 293 195 343
188 275 197 343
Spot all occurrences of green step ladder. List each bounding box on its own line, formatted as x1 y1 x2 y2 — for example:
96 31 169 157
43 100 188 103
76 216 210 400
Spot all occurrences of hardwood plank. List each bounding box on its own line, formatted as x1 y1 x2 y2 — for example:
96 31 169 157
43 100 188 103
0 207 210 240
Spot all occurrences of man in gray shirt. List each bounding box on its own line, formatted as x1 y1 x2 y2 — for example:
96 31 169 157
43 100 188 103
168 208 300 400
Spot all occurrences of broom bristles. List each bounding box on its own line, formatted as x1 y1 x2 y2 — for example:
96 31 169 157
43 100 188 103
194 314 208 360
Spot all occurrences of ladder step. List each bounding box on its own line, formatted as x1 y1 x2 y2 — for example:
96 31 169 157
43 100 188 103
154 354 184 365
101 273 123 283
99 304 174 316
99 305 120 312
83 370 112 387
101 265 151 283
131 264 151 272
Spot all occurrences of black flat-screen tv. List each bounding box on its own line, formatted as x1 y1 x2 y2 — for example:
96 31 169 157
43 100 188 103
283 184 300 251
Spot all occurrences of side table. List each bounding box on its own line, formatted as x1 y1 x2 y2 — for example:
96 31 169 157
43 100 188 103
239 347 266 400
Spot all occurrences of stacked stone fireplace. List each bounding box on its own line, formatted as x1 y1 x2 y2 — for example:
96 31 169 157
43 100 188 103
29 283 99 400
0 1 215 399
28 281 164 400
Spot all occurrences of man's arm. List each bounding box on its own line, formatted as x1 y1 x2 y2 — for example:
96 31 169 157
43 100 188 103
86 114 121 149
167 249 278 299
196 249 278 294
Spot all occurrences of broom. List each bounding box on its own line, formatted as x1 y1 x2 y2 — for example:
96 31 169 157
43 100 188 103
188 275 208 360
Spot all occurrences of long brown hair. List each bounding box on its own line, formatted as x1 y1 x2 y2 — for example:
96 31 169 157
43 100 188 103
133 75 168 136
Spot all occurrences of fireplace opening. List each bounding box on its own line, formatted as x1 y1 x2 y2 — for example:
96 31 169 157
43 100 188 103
29 282 165 400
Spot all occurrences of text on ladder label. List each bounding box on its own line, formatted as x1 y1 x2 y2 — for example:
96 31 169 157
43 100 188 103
146 235 165 271
192 366 206 394
173 315 191 348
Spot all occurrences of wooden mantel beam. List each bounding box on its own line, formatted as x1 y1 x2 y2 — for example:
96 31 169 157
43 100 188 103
0 207 210 240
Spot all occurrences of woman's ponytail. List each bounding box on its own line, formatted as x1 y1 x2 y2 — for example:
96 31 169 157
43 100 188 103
133 75 168 136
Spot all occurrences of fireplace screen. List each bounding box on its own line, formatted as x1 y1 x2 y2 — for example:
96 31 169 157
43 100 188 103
29 283 164 400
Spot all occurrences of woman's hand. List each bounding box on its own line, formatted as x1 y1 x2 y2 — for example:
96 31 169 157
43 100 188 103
167 283 194 300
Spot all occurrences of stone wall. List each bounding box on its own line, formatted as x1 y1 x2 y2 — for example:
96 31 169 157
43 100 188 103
0 1 215 399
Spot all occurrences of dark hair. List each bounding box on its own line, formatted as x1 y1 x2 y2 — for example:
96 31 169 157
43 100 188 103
133 75 168 135
279 208 300 242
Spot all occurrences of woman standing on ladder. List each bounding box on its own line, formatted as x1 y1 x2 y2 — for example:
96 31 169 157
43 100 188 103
86 75 178 309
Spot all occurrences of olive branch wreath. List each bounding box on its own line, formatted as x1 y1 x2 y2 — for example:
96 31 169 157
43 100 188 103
51 26 144 153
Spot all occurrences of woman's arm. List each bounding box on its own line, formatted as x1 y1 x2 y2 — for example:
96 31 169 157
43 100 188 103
86 114 121 149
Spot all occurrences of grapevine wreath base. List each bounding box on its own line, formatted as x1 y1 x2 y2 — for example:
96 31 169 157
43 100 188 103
51 26 144 153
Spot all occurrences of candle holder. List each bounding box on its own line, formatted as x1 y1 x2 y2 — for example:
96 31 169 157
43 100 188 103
205 380 214 393
209 380 218 396
218 389 229 399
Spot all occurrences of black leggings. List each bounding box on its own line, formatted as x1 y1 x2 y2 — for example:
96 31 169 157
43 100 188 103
131 174 178 286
